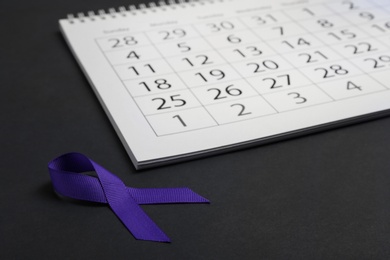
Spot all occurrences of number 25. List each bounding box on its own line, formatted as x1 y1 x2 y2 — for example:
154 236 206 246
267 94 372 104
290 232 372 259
152 95 186 110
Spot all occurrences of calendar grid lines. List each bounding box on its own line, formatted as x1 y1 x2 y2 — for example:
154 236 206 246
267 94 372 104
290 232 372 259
93 37 161 137
142 29 222 128
61 0 390 167
189 23 282 116
280 6 347 103
143 85 390 137
189 22 282 111
147 96 347 136
363 1 390 50
281 3 388 100
92 0 390 137
238 12 336 106
108 29 387 68
319 2 390 91
111 38 388 78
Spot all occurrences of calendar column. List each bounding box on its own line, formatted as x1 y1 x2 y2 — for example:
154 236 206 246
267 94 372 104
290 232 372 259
97 29 219 136
236 10 334 112
282 1 389 100
175 19 279 124
327 0 390 91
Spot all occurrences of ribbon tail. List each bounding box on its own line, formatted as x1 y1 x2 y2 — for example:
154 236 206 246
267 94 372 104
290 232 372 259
128 187 210 205
92 161 171 242
109 190 171 242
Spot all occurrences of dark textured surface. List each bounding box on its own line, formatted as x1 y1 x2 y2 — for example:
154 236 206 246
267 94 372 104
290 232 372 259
1 1 390 259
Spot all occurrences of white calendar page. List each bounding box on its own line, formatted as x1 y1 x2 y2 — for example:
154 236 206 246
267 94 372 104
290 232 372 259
60 0 390 169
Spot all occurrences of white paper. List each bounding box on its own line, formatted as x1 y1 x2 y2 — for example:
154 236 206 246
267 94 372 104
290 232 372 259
60 0 390 168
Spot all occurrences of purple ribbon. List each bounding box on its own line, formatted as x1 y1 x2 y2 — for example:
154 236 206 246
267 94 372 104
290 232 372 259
48 152 209 243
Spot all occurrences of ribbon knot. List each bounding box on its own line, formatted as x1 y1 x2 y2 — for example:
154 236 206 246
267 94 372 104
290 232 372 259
48 153 209 242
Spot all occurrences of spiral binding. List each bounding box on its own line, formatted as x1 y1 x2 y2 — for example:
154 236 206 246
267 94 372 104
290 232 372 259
66 0 216 23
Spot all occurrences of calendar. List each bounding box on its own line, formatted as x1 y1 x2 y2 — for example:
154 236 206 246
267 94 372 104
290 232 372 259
60 0 390 169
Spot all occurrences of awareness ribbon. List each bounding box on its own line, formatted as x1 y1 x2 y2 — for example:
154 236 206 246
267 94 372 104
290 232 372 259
48 152 209 242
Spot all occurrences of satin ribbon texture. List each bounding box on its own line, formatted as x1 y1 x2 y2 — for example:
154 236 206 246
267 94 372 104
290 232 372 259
48 152 209 242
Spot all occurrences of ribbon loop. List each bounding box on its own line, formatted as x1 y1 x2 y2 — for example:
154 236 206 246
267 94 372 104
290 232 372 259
48 152 209 242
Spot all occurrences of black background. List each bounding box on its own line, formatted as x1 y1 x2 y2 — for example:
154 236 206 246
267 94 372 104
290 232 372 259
2 0 390 259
